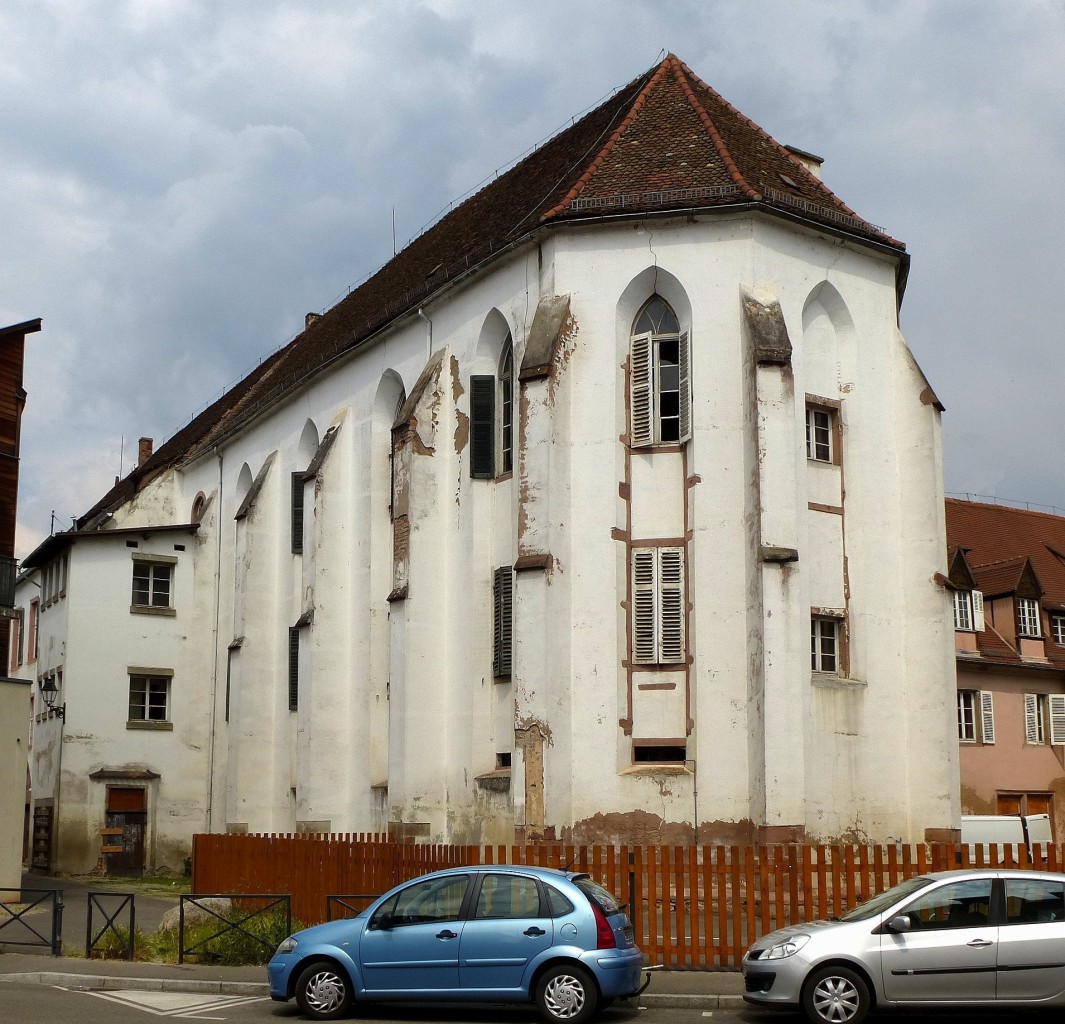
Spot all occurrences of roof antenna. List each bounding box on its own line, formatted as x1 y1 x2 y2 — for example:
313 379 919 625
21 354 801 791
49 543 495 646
392 208 397 256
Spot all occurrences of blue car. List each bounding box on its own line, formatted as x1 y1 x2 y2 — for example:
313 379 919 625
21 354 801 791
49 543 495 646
268 864 648 1022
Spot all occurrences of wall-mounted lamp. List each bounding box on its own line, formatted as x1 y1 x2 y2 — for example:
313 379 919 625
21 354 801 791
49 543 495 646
39 676 65 720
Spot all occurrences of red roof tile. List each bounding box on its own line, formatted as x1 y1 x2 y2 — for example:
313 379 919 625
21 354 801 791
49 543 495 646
73 55 905 529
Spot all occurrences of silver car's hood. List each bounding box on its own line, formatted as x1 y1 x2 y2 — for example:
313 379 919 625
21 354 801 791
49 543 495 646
751 918 848 948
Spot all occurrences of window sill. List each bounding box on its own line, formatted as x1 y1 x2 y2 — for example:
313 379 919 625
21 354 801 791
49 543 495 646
130 605 176 617
811 672 866 689
620 764 691 777
126 719 173 731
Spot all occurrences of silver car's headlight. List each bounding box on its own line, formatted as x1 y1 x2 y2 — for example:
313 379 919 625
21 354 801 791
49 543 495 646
275 936 298 955
763 934 810 959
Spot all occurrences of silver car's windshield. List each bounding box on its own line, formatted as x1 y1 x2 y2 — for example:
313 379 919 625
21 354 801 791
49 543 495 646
839 876 932 922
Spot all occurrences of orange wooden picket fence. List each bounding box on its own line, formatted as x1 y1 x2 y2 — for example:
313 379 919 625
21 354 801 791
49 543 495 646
191 833 1065 969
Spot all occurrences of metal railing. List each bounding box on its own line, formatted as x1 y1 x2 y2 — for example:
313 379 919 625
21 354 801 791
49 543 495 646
0 887 63 955
86 891 136 959
177 893 291 964
325 894 377 921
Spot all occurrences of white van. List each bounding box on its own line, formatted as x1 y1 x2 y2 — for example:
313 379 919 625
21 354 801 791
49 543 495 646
961 813 1052 856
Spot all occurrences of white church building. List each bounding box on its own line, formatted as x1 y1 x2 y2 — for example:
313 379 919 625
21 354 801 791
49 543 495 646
15 54 959 875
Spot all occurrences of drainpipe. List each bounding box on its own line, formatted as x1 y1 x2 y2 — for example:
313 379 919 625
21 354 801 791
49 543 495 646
686 758 698 845
205 449 224 834
417 308 432 360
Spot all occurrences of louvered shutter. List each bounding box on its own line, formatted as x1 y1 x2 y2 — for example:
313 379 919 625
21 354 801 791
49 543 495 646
972 590 985 631
493 566 513 677
470 375 496 478
1049 694 1065 744
632 549 657 663
658 547 685 663
291 473 305 554
677 331 691 442
1025 693 1040 743
288 627 300 711
630 332 653 447
979 691 995 744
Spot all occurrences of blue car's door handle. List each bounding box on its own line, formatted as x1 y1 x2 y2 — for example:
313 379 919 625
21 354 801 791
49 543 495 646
524 927 546 936
436 929 459 940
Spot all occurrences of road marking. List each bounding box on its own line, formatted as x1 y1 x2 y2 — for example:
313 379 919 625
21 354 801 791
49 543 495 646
77 989 269 1018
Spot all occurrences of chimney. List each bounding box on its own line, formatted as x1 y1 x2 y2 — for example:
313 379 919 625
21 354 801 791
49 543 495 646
138 437 154 466
305 312 321 329
784 145 824 180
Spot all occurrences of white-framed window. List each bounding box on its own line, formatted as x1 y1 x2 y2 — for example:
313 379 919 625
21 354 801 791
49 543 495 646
810 616 839 673
631 546 686 665
499 345 514 476
1052 614 1065 645
1018 597 1042 637
471 335 515 479
953 590 973 631
806 406 833 462
128 673 170 723
630 296 691 448
958 690 977 741
1026 693 1047 744
131 558 174 610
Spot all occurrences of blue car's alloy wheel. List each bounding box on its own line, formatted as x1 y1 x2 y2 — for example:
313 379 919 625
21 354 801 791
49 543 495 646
295 962 353 1021
536 965 598 1024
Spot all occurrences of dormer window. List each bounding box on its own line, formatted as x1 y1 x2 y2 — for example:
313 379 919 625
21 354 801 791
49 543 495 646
953 589 983 632
1052 614 1065 646
1018 597 1042 638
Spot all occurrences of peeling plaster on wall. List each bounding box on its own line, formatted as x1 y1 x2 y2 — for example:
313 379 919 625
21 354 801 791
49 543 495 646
450 355 464 404
546 309 579 405
959 784 994 815
517 388 532 545
407 414 435 457
565 809 757 846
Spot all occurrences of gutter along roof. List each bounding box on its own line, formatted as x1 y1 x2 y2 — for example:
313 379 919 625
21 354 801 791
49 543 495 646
73 53 902 531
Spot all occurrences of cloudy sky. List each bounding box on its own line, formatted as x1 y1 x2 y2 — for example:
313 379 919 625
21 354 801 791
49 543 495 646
3 0 1063 558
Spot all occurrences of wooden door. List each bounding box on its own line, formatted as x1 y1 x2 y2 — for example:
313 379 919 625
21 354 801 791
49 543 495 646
105 787 146 876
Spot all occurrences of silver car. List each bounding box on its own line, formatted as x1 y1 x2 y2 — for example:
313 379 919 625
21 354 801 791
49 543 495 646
742 868 1065 1023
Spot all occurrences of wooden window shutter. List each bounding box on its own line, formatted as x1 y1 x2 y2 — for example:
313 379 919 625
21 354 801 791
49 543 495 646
493 566 513 678
1025 693 1040 743
470 375 496 478
677 331 691 442
291 473 305 554
288 627 300 711
658 547 686 663
631 548 657 663
630 332 653 448
971 590 985 631
979 690 995 744
1049 694 1065 744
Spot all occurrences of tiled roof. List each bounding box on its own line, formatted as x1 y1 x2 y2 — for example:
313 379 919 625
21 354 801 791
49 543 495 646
945 498 1065 605
946 497 1065 669
75 54 903 529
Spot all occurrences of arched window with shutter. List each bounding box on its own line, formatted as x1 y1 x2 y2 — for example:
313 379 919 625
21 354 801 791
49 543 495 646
630 296 690 447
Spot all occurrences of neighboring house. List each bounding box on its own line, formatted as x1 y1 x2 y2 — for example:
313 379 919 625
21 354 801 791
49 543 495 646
945 497 1065 840
16 55 957 876
0 317 39 888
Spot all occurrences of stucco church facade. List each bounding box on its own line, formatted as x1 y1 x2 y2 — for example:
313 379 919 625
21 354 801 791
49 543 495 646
15 55 958 874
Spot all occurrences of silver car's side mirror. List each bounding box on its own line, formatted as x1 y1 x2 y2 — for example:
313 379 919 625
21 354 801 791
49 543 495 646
887 914 912 933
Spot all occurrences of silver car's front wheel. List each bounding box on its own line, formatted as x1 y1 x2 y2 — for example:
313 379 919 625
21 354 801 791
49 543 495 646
802 966 870 1024
294 961 353 1020
535 965 598 1024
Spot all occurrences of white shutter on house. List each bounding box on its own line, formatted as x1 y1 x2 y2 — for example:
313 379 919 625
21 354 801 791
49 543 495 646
632 549 657 663
979 691 995 744
1025 693 1040 744
972 590 985 631
630 331 653 448
1050 694 1065 745
658 547 686 663
677 330 691 442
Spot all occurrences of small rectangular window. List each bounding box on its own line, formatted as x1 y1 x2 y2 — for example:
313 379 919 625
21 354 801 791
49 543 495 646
633 744 687 763
1026 693 1047 744
806 407 833 462
1018 597 1042 637
810 616 839 673
958 690 977 741
1051 615 1065 646
132 561 172 608
953 590 974 631
129 674 170 722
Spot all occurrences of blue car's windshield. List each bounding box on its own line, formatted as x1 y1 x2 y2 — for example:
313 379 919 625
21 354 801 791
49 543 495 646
839 876 931 922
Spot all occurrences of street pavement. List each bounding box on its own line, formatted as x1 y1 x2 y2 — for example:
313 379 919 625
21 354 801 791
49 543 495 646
0 873 745 1010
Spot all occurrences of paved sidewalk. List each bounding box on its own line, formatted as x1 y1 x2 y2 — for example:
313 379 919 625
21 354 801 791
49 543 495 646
0 951 745 1009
